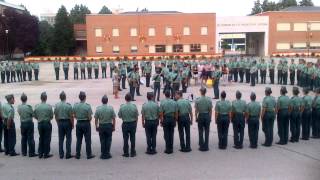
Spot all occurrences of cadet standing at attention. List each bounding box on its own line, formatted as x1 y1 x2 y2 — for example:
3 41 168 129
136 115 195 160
110 59 115 78
73 60 79 80
160 91 178 154
301 88 313 140
282 60 289 85
93 61 99 79
10 62 16 82
32 62 40 81
152 69 161 101
215 91 232 150
245 92 261 148
73 91 95 159
87 61 93 79
2 94 19 156
118 93 139 157
277 61 283 84
212 65 222 99
289 87 303 143
0 62 5 83
16 62 22 82
17 93 37 157
22 62 27 81
195 88 212 151
261 87 276 147
171 69 181 99
250 61 258 87
276 87 290 145
5 63 10 83
289 59 297 85
94 95 116 159
268 59 275 84
231 91 246 149
34 92 53 159
26 62 32 81
145 61 152 87
259 59 267 84
312 88 320 138
176 91 193 152
101 59 107 78
120 63 127 90
54 59 60 80
80 60 86 80
141 92 160 155
54 91 74 159
63 59 69 80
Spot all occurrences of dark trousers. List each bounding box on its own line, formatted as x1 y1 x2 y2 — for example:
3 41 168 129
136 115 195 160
74 68 78 80
277 109 289 144
6 71 10 83
290 71 295 85
312 109 320 138
122 121 137 155
233 69 238 82
297 70 301 86
171 83 180 99
63 68 69 80
245 70 250 83
250 73 256 86
121 75 126 89
278 70 282 84
94 69 99 79
129 85 136 100
110 68 114 78
146 73 151 87
197 113 211 150
58 120 72 158
260 70 266 84
99 123 113 157
213 80 220 98
248 117 259 148
17 70 22 82
163 116 175 152
301 109 311 140
76 121 92 157
1 72 5 83
239 70 244 82
282 72 288 85
22 71 26 81
178 115 191 151
269 70 275 84
87 68 92 79
55 68 59 80
153 82 161 101
4 122 16 155
20 121 35 156
217 114 230 149
182 79 188 93
290 111 301 142
10 71 16 82
262 112 275 146
27 71 32 81
102 68 106 78
144 120 158 152
38 122 52 156
81 69 86 79
34 69 39 80
232 113 245 147
136 84 141 95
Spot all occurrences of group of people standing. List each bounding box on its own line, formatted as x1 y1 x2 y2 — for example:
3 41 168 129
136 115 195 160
0 61 40 83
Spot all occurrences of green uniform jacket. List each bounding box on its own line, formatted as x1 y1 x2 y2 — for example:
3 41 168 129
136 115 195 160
118 102 139 122
95 105 116 124
34 103 53 122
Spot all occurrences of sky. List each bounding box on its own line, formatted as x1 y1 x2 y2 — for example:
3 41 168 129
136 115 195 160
5 0 320 17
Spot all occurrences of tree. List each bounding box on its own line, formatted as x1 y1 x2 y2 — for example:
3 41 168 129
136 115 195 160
51 6 75 55
99 5 112 14
299 0 314 6
250 0 263 15
32 21 54 56
262 0 280 12
278 0 298 9
69 4 91 24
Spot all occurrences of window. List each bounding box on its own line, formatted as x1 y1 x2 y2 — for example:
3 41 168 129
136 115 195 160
183 45 190 53
130 28 137 37
112 28 119 37
131 45 138 53
148 27 155 36
165 27 172 36
166 45 172 53
190 44 201 52
292 43 307 49
277 23 290 31
96 46 103 53
155 45 166 53
183 26 190 35
201 27 208 35
113 46 120 54
293 23 307 31
310 42 320 49
173 44 183 52
95 29 102 37
149 45 155 53
276 43 290 50
201 44 208 52
310 23 320 31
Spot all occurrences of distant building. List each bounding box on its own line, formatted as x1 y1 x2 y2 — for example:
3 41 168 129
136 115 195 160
39 13 56 26
0 1 25 14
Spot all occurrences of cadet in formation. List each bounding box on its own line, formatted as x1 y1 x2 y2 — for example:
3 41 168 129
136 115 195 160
63 60 69 80
302 88 313 140
152 70 161 101
80 61 86 80
276 87 290 145
87 61 93 79
231 91 246 149
212 65 222 99
94 61 99 79
101 60 107 78
312 88 320 139
289 87 302 143
74 61 79 80
246 93 261 149
261 87 276 147
54 60 60 80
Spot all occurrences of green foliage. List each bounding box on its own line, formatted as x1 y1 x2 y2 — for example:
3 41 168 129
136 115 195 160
32 21 54 56
278 0 298 9
262 0 280 12
69 4 91 24
299 0 314 6
99 5 112 14
250 0 263 15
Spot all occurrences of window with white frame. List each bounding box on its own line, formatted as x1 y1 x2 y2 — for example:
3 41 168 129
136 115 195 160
183 44 190 53
95 29 102 37
112 46 120 53
201 26 208 35
201 44 208 52
166 45 172 53
112 28 119 37
310 23 320 31
310 42 320 49
96 46 103 53
149 45 155 53
292 43 307 49
131 45 138 53
130 28 137 37
190 44 201 52
276 43 290 50
277 23 291 31
165 27 172 36
293 23 307 31
183 26 190 35
148 27 156 36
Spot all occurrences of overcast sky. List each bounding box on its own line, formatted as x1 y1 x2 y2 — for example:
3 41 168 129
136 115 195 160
6 0 320 17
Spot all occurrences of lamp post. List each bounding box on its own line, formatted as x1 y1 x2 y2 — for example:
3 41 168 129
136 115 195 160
5 29 9 59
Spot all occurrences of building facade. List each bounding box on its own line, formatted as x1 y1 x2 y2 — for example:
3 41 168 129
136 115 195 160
39 13 56 26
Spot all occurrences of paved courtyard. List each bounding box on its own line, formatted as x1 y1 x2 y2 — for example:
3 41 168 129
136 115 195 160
0 62 319 180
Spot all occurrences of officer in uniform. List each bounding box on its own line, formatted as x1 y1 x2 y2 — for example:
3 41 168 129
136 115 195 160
297 59 304 86
94 95 116 159
141 92 160 155
110 59 115 78
73 91 95 159
145 62 152 87
73 61 79 80
0 62 5 83
312 88 320 139
245 59 251 83
93 61 99 79
128 66 139 101
80 60 86 80
5 63 10 83
238 58 245 83
2 94 19 156
212 65 222 99
259 59 267 84
276 87 290 145
17 93 37 157
54 59 60 80
282 60 289 85
118 93 139 157
153 70 161 102
135 67 142 96
261 87 276 147
33 62 40 81
250 61 258 87
10 62 16 82
231 91 246 149
54 91 74 159
268 59 275 84
245 92 261 148
34 92 53 158
16 62 22 82
101 59 107 78
181 66 189 93
289 59 297 85
120 63 127 89
176 91 193 152
160 91 178 154
301 88 313 140
87 61 93 79
289 87 303 142
277 61 283 84
22 62 27 81
171 69 181 99
63 59 69 80
215 91 232 150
